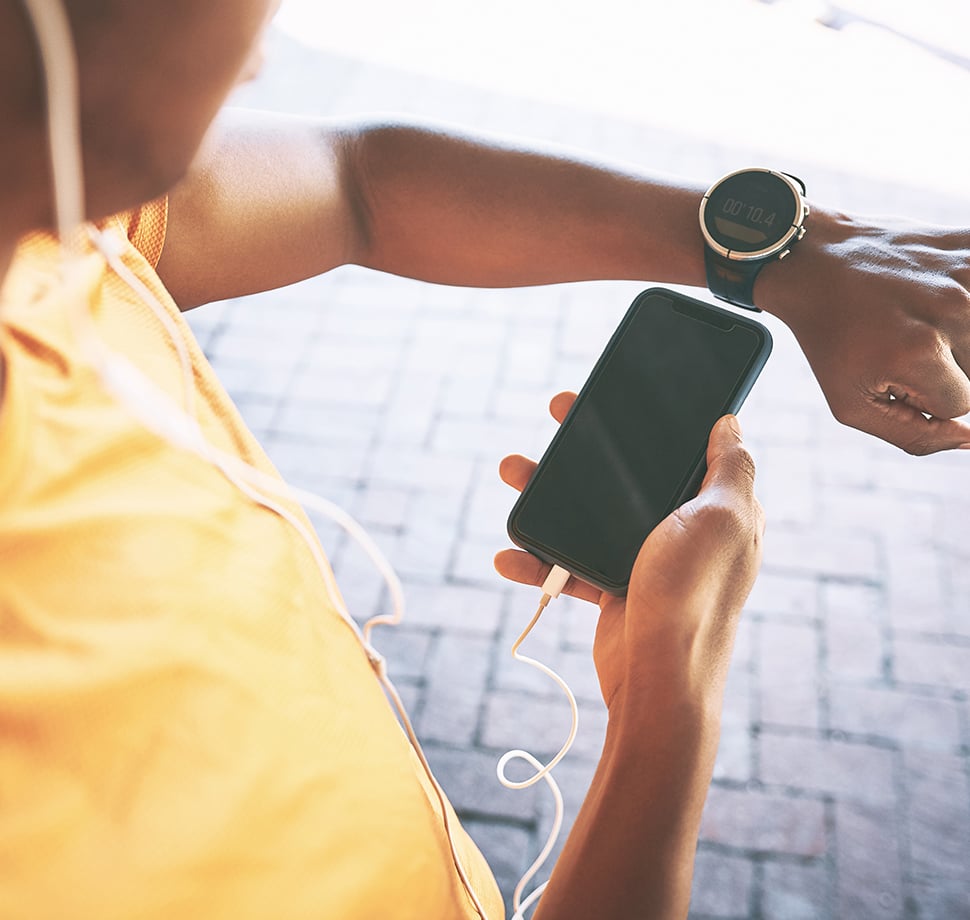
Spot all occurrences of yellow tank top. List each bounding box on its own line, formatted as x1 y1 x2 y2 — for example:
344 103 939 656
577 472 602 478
0 201 503 920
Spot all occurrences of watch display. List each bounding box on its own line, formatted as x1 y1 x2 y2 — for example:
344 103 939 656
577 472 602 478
701 169 806 259
700 168 808 310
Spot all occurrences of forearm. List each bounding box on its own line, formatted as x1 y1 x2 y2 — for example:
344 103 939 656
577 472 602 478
348 119 709 289
533 694 722 920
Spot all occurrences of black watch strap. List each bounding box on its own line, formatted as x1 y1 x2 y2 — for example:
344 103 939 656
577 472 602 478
703 249 763 311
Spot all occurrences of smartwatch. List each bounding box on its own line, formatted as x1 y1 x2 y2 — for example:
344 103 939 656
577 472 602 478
699 168 809 311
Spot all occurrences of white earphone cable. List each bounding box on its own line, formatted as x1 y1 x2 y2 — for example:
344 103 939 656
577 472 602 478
16 3 582 917
20 0 85 248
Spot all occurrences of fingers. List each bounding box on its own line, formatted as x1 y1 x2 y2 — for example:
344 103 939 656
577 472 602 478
849 397 970 455
496 389 598 605
840 313 970 453
549 390 577 424
903 341 970 421
493 549 602 604
499 453 537 491
828 339 970 452
499 391 578 490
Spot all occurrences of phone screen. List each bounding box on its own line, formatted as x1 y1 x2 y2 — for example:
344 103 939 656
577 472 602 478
508 289 771 593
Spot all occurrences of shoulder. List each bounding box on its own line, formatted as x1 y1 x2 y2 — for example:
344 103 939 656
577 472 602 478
155 109 365 309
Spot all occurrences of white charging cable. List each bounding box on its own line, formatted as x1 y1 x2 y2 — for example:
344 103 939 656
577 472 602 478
498 564 575 919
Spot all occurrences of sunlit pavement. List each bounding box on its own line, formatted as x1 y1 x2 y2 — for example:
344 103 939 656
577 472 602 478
195 4 970 918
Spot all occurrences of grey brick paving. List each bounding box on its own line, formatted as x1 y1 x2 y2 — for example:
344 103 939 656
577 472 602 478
186 26 970 920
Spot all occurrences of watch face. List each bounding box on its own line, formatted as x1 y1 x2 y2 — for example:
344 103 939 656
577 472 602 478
701 170 803 258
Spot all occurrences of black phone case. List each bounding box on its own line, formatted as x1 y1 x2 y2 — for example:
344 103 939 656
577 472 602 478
507 287 772 594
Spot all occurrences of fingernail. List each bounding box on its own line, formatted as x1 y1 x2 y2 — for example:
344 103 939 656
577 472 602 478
960 443 970 450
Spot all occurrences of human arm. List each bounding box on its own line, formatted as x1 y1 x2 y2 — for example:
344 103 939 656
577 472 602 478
156 112 970 452
155 110 706 304
494 395 764 919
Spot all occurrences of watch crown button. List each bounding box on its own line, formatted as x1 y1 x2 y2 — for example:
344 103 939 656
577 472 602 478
778 248 792 261
797 227 807 240
804 204 811 217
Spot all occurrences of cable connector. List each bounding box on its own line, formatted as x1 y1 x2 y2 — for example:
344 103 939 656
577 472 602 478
539 564 570 609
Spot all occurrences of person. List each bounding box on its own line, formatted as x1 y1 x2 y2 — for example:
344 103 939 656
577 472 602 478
0 1 967 919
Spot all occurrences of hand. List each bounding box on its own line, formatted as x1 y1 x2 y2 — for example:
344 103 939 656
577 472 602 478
495 393 765 715
758 209 970 455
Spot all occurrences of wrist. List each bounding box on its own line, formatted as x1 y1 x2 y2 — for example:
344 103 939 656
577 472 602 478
753 201 856 324
604 672 723 760
600 691 723 832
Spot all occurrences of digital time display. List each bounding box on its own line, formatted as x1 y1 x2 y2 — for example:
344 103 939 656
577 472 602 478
703 170 799 254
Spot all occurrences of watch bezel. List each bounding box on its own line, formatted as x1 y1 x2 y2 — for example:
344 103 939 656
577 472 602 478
700 168 807 262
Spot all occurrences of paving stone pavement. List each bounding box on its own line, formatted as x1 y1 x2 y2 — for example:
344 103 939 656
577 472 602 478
188 29 970 920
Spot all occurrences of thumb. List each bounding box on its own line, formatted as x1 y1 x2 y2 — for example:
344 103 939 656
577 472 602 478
700 415 758 502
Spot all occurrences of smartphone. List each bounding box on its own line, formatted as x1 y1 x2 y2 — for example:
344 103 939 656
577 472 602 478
507 287 772 594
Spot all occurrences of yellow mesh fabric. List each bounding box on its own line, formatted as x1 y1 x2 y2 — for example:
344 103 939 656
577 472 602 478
0 203 503 920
